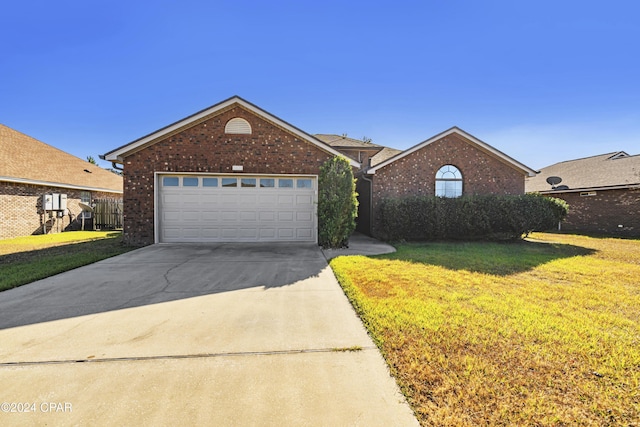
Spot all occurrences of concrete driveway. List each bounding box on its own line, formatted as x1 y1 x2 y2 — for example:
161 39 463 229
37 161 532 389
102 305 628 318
0 243 418 426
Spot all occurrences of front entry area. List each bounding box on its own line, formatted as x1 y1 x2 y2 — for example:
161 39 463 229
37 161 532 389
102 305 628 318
156 174 317 243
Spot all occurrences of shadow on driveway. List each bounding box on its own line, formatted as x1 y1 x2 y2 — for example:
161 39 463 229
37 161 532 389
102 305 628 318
0 243 327 330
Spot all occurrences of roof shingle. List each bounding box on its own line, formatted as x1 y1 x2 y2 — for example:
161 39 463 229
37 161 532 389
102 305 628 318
0 124 122 193
526 151 640 193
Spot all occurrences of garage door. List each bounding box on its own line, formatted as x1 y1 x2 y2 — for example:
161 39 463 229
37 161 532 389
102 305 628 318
157 174 317 243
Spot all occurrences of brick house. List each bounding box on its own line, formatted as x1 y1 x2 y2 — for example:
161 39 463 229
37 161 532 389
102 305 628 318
356 127 537 236
102 96 359 246
102 96 534 245
0 124 123 240
526 151 640 236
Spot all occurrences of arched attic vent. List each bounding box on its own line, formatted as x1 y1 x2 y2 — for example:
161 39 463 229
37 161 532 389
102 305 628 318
224 117 252 134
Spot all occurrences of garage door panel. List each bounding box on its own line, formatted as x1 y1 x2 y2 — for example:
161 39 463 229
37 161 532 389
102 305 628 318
202 211 219 221
278 195 294 206
183 228 200 238
183 211 200 221
278 228 294 239
239 228 258 238
296 211 312 221
258 194 278 205
221 194 238 205
163 211 180 221
221 228 238 238
239 194 257 204
259 229 276 238
296 194 313 206
297 229 313 239
201 228 220 238
182 195 200 204
258 211 275 221
158 175 316 243
221 211 237 221
278 211 294 221
239 211 257 221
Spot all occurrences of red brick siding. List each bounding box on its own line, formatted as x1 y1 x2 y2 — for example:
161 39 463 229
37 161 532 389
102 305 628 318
370 134 526 237
551 189 640 236
122 106 334 246
0 182 120 240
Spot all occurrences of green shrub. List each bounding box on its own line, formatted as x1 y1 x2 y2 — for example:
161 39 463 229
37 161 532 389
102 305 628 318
318 157 358 248
379 194 568 241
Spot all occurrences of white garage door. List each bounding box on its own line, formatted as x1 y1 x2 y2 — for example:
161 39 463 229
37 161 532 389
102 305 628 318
157 174 317 243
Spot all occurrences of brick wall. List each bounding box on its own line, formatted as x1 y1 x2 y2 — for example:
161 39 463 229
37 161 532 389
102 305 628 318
0 182 121 240
552 188 640 236
370 133 526 236
122 106 334 246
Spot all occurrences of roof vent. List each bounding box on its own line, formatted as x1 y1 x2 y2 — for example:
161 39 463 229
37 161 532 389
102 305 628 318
225 118 252 134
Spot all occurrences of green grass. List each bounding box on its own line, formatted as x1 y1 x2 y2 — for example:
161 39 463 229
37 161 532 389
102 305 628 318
0 231 135 292
330 233 640 426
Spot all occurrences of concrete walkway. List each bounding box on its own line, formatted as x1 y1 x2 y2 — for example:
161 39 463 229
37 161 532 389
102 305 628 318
322 232 396 260
0 241 416 426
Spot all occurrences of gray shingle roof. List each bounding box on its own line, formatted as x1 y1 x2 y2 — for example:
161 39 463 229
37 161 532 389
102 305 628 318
0 124 123 193
525 151 640 193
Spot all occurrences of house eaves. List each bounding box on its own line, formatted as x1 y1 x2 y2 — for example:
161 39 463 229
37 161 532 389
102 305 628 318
0 176 123 194
102 96 360 169
367 126 537 177
533 183 640 195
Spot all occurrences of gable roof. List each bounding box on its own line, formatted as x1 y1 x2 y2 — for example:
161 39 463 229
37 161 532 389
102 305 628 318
371 146 403 166
102 96 360 168
525 151 640 193
367 126 537 177
0 124 123 193
314 134 384 150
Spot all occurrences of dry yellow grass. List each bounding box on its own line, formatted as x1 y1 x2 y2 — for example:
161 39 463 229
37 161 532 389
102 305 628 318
331 233 640 426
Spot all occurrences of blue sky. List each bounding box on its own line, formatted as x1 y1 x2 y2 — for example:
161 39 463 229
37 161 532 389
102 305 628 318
2 0 638 170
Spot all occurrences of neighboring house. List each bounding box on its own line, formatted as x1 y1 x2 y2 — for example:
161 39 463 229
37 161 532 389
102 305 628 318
0 124 123 240
359 127 538 236
102 96 535 245
526 151 640 236
102 96 359 246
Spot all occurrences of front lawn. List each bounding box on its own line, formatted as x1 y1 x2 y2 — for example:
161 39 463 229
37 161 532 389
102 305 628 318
330 233 640 426
0 231 135 292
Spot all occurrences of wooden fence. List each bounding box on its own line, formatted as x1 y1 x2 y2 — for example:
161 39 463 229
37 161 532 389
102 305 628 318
93 199 123 230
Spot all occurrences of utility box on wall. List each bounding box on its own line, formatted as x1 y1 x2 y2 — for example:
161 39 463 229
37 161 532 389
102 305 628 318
43 194 54 211
42 193 68 211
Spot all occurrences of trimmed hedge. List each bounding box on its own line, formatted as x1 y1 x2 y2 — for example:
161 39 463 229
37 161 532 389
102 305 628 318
378 194 568 241
318 157 358 248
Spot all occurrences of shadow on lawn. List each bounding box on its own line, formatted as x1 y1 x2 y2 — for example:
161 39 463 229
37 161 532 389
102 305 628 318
377 239 596 276
0 233 126 265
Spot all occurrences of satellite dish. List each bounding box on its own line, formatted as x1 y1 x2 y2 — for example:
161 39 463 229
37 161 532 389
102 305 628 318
79 202 93 212
546 176 562 187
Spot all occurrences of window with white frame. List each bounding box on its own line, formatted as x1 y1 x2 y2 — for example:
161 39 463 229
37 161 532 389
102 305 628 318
79 191 92 218
435 165 463 198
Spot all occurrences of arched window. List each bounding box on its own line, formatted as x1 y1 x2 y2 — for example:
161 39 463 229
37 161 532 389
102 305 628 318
435 165 463 198
224 117 252 134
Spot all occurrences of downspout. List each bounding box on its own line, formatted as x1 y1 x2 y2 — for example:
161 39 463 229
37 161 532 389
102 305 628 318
111 162 124 171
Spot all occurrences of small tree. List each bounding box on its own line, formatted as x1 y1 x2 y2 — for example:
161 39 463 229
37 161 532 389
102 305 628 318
318 157 358 248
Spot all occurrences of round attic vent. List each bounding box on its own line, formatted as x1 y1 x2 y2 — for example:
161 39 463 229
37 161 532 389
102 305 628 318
224 118 252 134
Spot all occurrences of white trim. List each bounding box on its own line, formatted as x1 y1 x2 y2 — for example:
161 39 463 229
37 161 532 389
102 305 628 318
0 176 122 194
367 127 537 177
104 96 360 168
